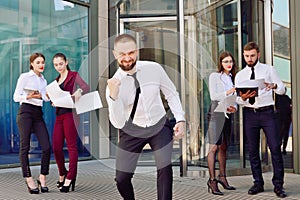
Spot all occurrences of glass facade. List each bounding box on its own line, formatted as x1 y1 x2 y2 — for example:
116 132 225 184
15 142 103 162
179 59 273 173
116 0 243 169
0 0 295 174
191 0 241 168
113 0 293 173
272 0 292 169
0 0 90 166
119 0 176 16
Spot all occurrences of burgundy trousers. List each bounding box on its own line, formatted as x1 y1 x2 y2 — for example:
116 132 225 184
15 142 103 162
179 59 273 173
52 112 79 180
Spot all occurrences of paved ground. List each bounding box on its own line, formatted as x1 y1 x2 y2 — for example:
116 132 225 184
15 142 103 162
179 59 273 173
0 159 299 200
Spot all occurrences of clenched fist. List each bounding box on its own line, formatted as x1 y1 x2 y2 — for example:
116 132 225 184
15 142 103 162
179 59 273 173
107 77 121 100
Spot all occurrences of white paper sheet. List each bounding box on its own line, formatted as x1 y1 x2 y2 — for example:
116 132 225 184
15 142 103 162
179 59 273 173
214 94 237 113
46 81 103 114
235 78 265 89
46 81 74 108
75 91 102 114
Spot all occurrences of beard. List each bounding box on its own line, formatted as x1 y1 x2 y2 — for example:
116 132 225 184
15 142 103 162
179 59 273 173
118 60 137 71
247 58 258 68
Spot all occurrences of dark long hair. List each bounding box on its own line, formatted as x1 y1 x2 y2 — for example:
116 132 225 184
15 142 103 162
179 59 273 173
217 51 237 81
52 53 70 70
30 53 45 70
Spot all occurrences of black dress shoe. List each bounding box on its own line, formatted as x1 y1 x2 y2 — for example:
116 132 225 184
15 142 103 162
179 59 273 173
274 187 287 198
248 184 264 195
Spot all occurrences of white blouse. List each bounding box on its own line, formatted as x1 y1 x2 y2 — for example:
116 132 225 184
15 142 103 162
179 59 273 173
13 70 49 106
209 71 234 102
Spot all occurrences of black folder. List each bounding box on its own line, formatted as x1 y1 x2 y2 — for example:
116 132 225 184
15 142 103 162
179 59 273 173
236 87 258 97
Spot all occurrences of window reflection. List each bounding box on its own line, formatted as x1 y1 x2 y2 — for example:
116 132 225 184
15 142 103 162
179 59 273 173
273 23 290 58
0 0 90 166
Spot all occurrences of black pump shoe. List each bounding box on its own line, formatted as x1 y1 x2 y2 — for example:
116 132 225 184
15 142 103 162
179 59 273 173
25 181 39 194
207 179 223 195
217 175 236 190
37 179 49 193
60 179 76 193
57 176 66 189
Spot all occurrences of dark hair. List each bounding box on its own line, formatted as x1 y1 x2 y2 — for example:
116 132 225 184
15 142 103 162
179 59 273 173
114 34 136 49
243 41 260 53
29 53 45 70
218 51 237 80
52 52 70 70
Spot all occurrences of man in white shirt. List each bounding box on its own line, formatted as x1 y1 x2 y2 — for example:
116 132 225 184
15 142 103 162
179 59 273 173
106 34 185 200
235 41 287 198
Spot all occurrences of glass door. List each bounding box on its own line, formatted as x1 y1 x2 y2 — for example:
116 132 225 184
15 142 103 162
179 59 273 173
120 17 182 164
187 0 243 173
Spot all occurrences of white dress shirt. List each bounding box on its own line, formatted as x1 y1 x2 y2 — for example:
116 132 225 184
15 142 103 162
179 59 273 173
209 71 237 113
209 72 234 101
235 61 285 108
13 70 49 106
106 60 185 129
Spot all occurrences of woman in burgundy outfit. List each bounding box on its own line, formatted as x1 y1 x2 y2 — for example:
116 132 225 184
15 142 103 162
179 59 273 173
52 53 89 192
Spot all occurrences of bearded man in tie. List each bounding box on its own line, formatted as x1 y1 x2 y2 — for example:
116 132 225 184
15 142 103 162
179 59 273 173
235 41 287 198
106 34 185 200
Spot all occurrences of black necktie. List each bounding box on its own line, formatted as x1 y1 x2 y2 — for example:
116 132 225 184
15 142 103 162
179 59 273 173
128 73 140 120
249 67 255 105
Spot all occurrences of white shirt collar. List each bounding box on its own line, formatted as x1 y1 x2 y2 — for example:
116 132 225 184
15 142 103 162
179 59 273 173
28 70 44 79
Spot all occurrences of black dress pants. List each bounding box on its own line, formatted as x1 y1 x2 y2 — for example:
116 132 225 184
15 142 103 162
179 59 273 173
243 107 284 188
115 119 173 200
17 103 51 177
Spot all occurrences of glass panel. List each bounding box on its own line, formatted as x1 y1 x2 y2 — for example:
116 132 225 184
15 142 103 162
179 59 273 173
121 18 181 163
119 0 176 16
273 24 290 58
273 0 292 169
0 0 89 166
186 0 241 170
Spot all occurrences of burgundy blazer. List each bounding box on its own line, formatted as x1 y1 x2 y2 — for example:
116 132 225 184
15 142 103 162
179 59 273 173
55 70 90 114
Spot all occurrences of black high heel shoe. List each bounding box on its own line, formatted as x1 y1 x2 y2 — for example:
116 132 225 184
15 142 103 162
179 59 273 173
60 179 76 193
56 175 66 189
37 179 49 193
217 174 236 190
25 180 39 194
207 179 223 195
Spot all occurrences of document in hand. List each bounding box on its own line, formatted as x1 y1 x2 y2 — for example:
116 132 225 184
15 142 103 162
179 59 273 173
46 81 102 114
214 94 237 113
46 81 74 108
235 78 265 97
74 91 102 114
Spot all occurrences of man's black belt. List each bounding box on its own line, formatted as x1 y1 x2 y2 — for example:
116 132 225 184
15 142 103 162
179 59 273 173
243 105 274 112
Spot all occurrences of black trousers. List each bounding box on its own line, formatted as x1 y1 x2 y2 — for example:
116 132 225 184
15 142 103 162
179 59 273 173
243 107 284 188
17 103 51 177
115 119 173 200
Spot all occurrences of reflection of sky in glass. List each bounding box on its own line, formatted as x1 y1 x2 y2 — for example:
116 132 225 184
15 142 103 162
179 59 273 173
274 56 290 82
273 0 289 27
